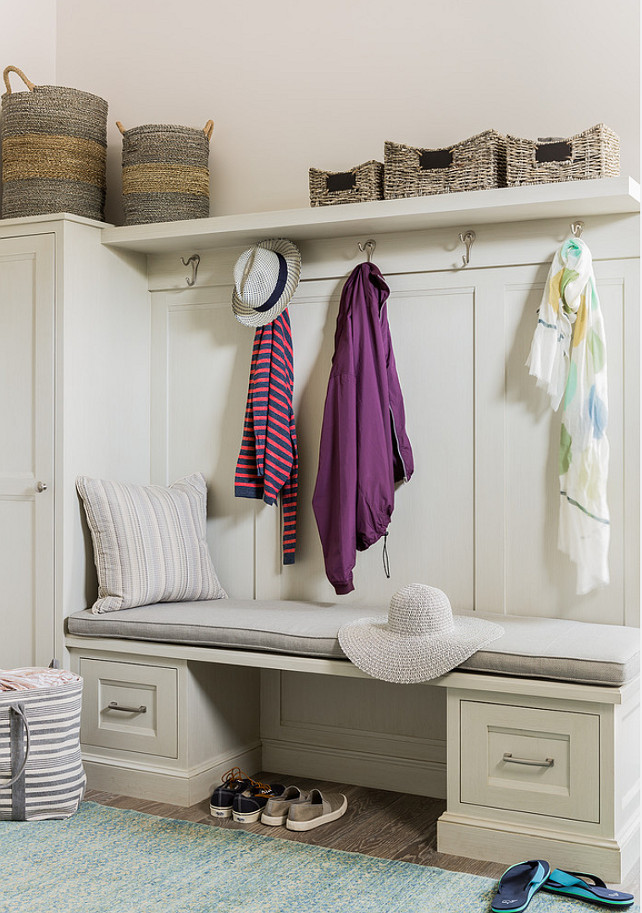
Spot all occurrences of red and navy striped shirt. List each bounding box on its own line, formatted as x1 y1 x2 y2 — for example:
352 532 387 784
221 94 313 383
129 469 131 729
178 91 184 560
234 310 298 564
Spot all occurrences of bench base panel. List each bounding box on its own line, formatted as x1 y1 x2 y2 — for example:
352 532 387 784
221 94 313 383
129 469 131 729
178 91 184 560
82 743 262 807
262 738 446 799
437 812 639 884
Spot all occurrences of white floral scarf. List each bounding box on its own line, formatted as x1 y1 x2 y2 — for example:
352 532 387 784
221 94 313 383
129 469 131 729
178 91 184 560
527 237 609 595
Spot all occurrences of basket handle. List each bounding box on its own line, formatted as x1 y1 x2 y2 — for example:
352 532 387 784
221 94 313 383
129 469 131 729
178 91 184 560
0 704 31 790
3 66 35 94
116 121 126 135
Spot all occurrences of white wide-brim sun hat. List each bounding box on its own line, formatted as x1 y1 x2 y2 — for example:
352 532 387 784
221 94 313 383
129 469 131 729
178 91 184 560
232 238 301 327
338 584 504 683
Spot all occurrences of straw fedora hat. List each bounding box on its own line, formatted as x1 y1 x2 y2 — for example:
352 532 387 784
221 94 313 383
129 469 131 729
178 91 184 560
338 584 504 683
232 238 301 327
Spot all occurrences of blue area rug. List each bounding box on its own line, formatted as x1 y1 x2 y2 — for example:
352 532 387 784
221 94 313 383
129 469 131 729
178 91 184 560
0 802 637 912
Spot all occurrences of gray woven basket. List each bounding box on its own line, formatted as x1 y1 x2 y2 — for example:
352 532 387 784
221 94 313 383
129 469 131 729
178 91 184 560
119 120 213 225
384 130 506 199
506 124 620 186
1 65 107 221
309 160 383 206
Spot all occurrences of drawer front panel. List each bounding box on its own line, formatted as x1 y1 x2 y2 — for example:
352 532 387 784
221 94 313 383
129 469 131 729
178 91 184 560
80 658 178 758
460 700 599 822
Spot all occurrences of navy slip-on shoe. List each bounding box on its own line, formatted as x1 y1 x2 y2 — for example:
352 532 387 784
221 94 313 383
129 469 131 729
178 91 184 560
542 870 634 907
490 860 551 913
209 768 252 818
232 782 285 824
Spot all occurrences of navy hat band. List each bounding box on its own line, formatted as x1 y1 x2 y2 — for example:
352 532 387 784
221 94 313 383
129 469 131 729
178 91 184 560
254 252 288 312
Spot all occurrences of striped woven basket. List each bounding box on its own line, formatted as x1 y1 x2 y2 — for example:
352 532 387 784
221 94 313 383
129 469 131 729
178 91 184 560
1 65 107 221
384 130 506 198
0 671 85 821
506 124 620 186
309 160 383 206
119 120 213 224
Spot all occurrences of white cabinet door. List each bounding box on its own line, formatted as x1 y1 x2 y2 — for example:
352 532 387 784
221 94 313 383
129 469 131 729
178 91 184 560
0 234 55 667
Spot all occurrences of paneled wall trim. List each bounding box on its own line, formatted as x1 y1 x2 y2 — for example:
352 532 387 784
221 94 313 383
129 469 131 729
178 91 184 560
142 196 639 794
148 214 639 627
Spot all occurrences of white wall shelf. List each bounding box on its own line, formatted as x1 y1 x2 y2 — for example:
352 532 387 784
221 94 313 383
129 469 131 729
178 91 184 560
100 177 640 254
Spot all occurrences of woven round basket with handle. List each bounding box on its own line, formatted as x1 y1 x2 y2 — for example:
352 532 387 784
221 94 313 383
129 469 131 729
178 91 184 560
1 65 108 220
118 120 213 225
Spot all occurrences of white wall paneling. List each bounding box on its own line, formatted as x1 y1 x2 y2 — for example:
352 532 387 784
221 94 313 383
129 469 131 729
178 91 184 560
149 237 639 623
147 212 639 782
150 286 257 599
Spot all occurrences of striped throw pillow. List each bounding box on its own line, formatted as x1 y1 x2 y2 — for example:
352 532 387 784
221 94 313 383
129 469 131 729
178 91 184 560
76 473 227 614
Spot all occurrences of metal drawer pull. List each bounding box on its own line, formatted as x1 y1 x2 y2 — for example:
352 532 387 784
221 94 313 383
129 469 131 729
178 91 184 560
107 701 147 714
503 752 554 768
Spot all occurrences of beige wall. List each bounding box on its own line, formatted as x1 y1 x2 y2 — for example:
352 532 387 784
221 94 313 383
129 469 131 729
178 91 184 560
1 1 56 86
1 0 57 212
52 0 640 224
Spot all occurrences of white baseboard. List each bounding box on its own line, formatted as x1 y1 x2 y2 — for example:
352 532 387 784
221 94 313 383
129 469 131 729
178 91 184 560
82 742 262 806
262 737 446 798
437 812 637 883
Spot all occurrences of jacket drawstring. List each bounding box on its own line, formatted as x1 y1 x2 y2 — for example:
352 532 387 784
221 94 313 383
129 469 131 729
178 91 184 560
382 533 391 579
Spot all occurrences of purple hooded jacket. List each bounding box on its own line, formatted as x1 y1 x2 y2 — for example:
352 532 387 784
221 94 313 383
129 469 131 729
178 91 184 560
312 262 414 595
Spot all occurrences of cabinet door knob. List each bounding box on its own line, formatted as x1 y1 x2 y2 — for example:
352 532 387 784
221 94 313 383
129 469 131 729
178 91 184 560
36 481 48 492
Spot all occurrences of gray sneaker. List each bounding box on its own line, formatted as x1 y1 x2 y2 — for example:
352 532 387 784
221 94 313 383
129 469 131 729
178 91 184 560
261 785 308 826
286 788 348 831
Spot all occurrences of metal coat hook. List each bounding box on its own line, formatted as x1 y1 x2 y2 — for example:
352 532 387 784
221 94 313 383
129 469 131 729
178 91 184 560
181 254 200 286
358 239 376 262
459 230 476 268
570 221 584 238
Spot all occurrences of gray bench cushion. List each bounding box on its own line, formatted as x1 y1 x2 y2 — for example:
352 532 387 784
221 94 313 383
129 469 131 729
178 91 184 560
66 600 640 687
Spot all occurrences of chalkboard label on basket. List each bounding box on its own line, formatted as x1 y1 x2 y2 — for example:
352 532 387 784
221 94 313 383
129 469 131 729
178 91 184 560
419 149 453 170
535 141 572 163
327 172 357 192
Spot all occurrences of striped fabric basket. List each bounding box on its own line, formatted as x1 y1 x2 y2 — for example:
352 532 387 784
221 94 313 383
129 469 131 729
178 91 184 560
0 665 86 821
384 130 506 198
1 65 107 221
309 160 384 206
119 120 213 224
506 124 620 186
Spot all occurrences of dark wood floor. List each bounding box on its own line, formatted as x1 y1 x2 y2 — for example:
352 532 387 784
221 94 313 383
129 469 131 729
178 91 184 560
86 771 639 897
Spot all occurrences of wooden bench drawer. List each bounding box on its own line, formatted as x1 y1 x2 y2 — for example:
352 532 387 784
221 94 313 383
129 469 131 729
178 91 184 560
80 658 178 758
460 700 600 823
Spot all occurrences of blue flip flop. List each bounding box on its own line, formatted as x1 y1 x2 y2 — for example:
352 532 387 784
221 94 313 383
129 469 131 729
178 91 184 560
490 860 551 912
542 870 635 907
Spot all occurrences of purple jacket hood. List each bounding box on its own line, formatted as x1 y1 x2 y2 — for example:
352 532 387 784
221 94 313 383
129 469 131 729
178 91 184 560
312 262 414 595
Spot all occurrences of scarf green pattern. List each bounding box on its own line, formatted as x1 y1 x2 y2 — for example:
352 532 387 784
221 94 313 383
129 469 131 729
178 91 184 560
527 238 609 595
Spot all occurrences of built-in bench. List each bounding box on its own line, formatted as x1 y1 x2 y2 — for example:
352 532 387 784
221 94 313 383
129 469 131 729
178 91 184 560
64 601 640 882
67 599 639 686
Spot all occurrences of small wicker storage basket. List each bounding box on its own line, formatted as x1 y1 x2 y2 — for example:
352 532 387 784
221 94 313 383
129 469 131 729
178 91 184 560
1 65 108 221
119 120 213 225
309 160 383 206
384 130 506 199
506 124 620 186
